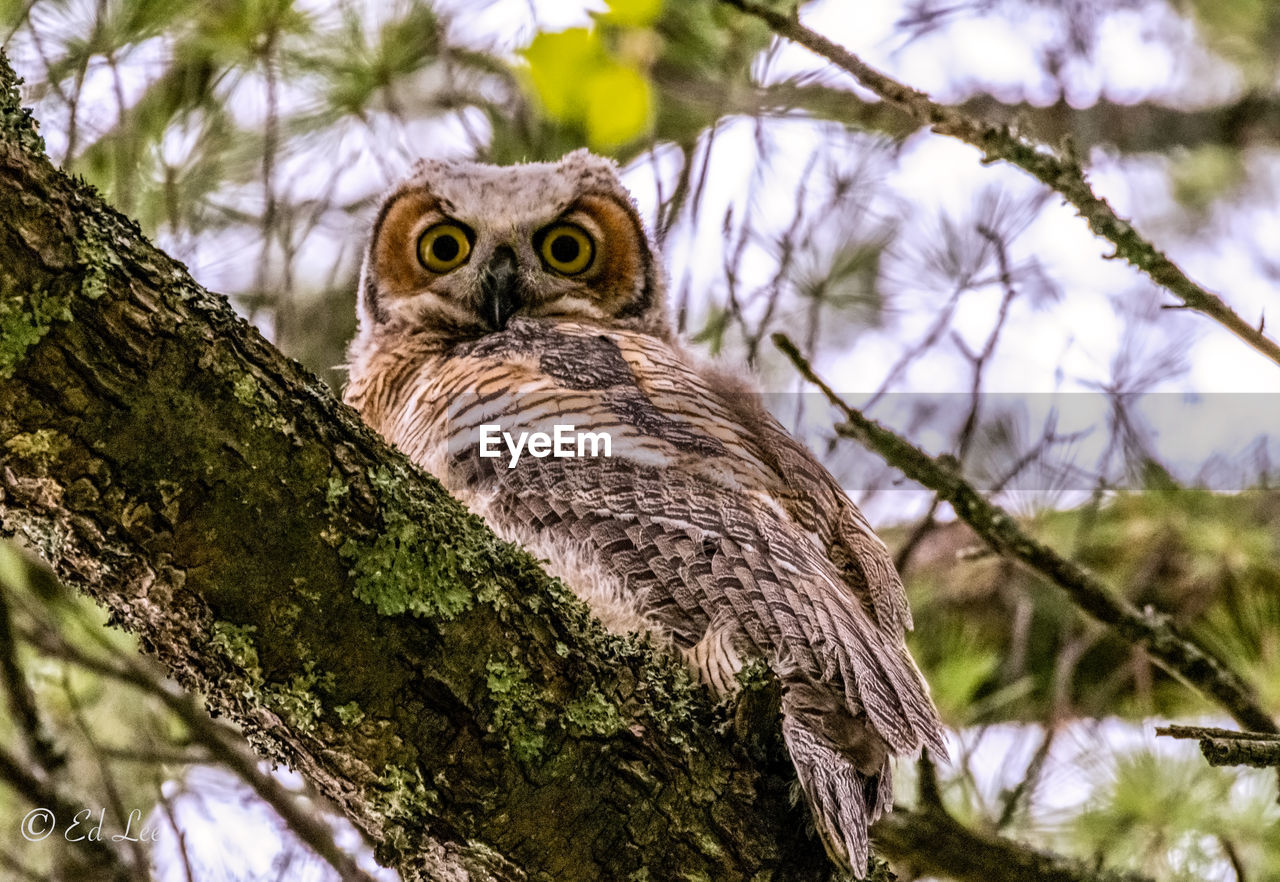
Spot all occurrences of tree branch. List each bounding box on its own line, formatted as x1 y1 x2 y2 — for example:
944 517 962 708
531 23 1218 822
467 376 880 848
773 334 1277 736
721 0 1280 369
15 605 380 882
873 805 1152 882
690 79 1280 155
1157 725 1280 769
0 53 835 882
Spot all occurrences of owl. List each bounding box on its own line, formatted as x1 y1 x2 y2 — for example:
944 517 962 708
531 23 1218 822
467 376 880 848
343 149 945 876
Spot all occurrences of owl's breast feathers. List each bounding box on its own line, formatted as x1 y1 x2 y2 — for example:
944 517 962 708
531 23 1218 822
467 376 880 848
348 317 941 737
347 320 944 868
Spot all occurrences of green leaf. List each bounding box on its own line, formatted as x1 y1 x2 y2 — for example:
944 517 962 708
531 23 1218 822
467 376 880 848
523 28 604 121
584 62 652 149
521 27 653 150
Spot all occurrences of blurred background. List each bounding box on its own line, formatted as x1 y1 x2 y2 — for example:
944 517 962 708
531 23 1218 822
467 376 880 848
2 0 1279 879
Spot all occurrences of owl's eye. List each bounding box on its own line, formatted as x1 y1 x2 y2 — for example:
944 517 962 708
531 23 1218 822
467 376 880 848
418 223 472 273
539 223 594 275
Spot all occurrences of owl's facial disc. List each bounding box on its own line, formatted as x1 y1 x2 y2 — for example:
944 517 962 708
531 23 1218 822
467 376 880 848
358 151 672 341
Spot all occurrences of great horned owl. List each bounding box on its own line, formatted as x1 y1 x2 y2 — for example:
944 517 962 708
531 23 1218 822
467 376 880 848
344 149 945 876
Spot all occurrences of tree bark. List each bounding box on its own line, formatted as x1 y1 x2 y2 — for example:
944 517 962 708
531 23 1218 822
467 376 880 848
0 54 839 882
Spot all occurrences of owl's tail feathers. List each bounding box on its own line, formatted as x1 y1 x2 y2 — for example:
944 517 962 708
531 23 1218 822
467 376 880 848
781 692 893 878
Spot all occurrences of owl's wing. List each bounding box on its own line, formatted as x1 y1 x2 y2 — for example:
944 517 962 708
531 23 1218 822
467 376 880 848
428 323 944 871
618 340 914 638
442 325 943 755
742 406 914 637
476 451 943 756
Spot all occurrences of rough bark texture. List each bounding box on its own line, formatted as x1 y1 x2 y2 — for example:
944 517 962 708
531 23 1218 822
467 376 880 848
0 55 847 882
1157 725 1280 769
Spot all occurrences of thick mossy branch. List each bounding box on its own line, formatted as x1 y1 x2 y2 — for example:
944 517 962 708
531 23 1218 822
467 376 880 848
722 0 1280 370
0 55 839 882
774 334 1278 737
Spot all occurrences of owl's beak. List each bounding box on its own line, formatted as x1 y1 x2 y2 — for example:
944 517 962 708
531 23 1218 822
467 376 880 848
480 246 522 331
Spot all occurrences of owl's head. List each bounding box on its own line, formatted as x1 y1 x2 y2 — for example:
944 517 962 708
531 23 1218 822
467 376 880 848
354 150 670 344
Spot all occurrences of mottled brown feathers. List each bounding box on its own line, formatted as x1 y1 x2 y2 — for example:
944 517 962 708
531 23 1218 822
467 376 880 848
344 151 944 877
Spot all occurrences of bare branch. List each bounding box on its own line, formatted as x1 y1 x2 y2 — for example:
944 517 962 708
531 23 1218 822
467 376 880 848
722 0 1280 369
732 81 1280 155
1156 725 1280 769
873 805 1153 882
772 333 1278 735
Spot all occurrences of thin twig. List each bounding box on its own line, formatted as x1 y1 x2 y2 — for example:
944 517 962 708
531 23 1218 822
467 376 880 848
894 223 1021 569
772 333 1277 735
1220 835 1247 882
0 587 64 774
995 724 1056 832
1156 725 1280 768
18 620 380 882
721 0 1280 369
154 779 197 882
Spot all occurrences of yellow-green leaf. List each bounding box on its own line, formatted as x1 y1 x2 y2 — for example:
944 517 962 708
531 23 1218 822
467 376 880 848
522 28 604 120
584 62 652 149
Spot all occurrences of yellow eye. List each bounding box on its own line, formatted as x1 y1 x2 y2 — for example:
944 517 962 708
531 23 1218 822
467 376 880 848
418 223 472 273
539 223 594 275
